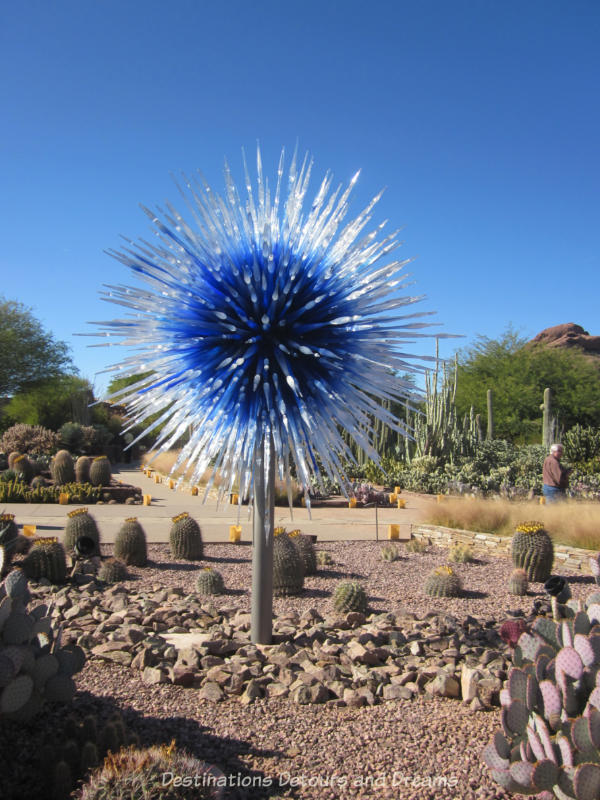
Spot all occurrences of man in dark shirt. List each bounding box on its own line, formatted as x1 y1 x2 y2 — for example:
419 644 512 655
542 443 570 502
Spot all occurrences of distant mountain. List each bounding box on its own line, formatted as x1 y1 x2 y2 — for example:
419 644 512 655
528 323 600 356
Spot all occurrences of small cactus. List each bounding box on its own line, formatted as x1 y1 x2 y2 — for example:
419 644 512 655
75 456 92 484
196 567 225 595
316 550 333 566
169 512 203 561
97 558 129 583
333 580 368 614
511 520 554 582
289 530 317 575
424 565 462 597
23 540 67 583
405 538 427 553
64 508 101 555
508 568 528 596
114 518 147 566
52 450 76 485
89 456 112 487
272 531 304 596
449 543 473 563
381 543 400 562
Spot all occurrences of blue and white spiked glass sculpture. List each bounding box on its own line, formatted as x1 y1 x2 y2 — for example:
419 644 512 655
97 147 433 503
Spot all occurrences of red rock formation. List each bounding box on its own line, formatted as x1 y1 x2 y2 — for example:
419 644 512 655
530 323 600 354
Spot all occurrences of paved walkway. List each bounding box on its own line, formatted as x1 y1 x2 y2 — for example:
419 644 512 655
2 464 434 544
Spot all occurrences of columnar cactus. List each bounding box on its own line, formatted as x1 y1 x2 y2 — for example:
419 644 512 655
289 530 317 575
333 580 368 614
511 521 554 582
52 450 76 485
114 518 147 566
196 567 225 595
485 591 600 799
509 568 529 596
75 456 92 484
424 565 462 597
169 512 203 561
64 508 101 555
98 558 129 583
272 531 304 597
23 540 67 583
89 456 111 487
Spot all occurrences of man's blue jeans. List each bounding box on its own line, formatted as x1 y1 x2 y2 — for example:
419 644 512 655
542 484 565 502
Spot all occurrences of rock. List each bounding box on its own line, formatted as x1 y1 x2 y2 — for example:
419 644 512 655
266 682 289 699
171 665 196 687
383 684 414 701
205 666 231 685
240 678 263 704
529 322 600 354
343 688 366 708
461 666 483 703
142 666 167 685
426 673 460 698
199 681 224 702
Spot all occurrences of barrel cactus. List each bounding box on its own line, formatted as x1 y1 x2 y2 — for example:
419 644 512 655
98 558 129 583
424 565 462 597
196 567 225 595
89 456 112 487
0 513 19 573
52 450 76 485
13 454 33 483
7 451 22 470
381 543 400 562
509 568 529 596
272 531 304 596
75 456 92 484
289 530 317 575
484 590 600 799
333 580 368 614
64 508 101 555
114 518 147 566
511 521 554 582
169 512 203 561
23 539 67 583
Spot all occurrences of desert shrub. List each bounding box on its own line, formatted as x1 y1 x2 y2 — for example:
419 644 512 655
0 423 58 455
562 423 600 463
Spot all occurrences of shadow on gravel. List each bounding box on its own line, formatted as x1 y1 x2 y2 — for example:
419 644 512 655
151 561 200 572
314 569 365 580
204 554 251 565
461 589 489 599
1 690 297 800
300 587 330 599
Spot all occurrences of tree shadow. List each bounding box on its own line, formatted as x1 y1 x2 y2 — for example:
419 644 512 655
461 589 489 600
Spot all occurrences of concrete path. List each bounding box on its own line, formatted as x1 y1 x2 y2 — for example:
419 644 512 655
1 464 434 544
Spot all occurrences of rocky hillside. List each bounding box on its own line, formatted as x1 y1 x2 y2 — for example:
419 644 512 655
529 323 600 354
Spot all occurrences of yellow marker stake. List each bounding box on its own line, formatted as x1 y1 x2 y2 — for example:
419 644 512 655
22 525 37 537
143 494 152 506
397 499 406 509
388 524 400 540
229 525 241 542
348 497 357 508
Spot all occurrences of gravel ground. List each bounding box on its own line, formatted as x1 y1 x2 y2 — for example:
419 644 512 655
3 540 595 800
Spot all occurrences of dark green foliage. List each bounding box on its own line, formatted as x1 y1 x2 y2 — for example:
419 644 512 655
333 580 368 613
53 760 73 800
169 512 203 560
98 558 129 583
455 327 600 442
0 479 101 504
64 508 101 555
424 565 462 597
80 741 99 773
59 422 85 453
289 531 317 575
23 540 67 583
196 567 225 595
52 450 75 485
272 532 304 596
89 456 111 487
511 522 554 582
75 456 92 484
563 424 600 464
114 518 147 566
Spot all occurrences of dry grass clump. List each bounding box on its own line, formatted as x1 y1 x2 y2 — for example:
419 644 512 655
425 496 600 550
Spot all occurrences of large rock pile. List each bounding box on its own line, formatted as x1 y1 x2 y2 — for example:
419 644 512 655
529 322 600 354
25 579 527 712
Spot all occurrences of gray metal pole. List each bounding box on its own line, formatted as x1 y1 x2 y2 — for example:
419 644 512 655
251 435 275 644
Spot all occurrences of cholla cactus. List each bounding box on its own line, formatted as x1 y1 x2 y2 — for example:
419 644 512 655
424 565 462 597
485 591 600 799
512 521 554 582
333 580 368 614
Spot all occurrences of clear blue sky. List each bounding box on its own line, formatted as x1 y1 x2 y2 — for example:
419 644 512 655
1 0 598 395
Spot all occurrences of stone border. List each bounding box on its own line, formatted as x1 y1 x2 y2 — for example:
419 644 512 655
410 523 595 575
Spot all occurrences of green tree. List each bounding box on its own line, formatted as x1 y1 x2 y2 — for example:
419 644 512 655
0 297 73 396
2 375 93 431
455 327 600 442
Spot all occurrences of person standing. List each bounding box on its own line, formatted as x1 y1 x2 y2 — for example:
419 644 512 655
542 443 570 502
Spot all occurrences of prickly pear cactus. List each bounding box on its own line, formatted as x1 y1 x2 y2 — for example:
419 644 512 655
97 558 129 583
508 568 529 596
114 518 147 566
196 567 225 596
381 543 400 562
51 450 76 485
272 531 304 597
64 508 101 555
169 512 203 561
333 580 368 614
23 540 67 583
289 530 317 575
511 521 554 582
424 565 462 597
485 590 600 799
89 456 111 487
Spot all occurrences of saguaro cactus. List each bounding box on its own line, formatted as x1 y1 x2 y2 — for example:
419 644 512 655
541 387 553 449
486 389 494 440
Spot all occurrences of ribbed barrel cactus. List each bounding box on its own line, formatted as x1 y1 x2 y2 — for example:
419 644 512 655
64 508 101 555
13 455 33 484
509 568 529 596
512 521 554 582
169 512 203 561
272 531 304 597
75 456 92 484
52 450 76 485
485 591 600 799
0 513 19 575
424 565 462 597
98 558 129 583
196 567 225 595
89 456 111 487
333 580 368 614
23 539 67 583
114 518 147 566
289 530 317 575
